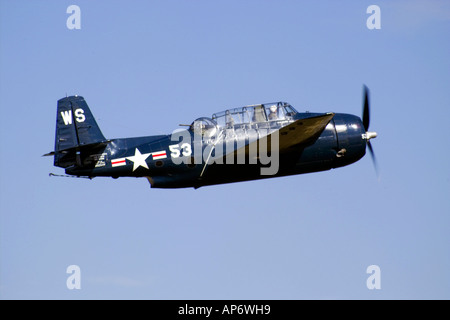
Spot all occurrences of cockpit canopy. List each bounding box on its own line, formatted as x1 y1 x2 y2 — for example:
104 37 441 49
212 102 297 128
190 102 297 136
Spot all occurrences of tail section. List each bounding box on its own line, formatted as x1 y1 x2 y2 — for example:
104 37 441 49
51 96 108 169
55 95 105 150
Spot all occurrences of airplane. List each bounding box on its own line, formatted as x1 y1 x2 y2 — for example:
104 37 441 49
45 86 378 188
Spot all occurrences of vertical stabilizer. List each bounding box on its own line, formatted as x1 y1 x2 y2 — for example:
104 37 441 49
53 96 106 168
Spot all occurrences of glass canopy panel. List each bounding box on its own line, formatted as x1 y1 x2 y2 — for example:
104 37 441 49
211 102 297 128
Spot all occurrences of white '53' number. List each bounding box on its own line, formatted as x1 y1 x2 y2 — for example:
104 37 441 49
169 143 192 158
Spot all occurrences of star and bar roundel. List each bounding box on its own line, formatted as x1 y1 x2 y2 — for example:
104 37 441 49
111 148 167 171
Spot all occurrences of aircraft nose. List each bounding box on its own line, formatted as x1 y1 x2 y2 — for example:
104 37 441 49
333 113 367 166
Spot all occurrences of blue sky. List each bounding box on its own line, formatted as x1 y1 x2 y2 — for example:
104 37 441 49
1 0 449 299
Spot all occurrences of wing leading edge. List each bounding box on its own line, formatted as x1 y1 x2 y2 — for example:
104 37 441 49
241 112 335 159
272 112 335 151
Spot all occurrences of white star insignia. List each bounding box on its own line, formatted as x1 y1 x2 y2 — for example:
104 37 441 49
126 148 151 171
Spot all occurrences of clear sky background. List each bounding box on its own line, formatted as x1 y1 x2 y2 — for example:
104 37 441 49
1 0 449 299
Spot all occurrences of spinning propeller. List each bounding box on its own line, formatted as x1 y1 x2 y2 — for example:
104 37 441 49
362 85 378 175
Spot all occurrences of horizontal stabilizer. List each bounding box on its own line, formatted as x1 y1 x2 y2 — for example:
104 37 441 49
43 151 55 157
56 140 110 154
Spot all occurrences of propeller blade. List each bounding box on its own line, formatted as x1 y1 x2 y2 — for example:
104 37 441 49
362 85 370 131
367 140 378 177
362 85 378 177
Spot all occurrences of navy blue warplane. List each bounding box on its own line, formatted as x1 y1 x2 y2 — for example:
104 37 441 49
45 86 377 188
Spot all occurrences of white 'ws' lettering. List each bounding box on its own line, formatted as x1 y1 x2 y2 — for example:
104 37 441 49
61 108 86 125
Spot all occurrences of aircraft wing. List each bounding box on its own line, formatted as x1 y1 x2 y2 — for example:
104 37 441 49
239 112 336 161
267 112 335 152
199 113 335 177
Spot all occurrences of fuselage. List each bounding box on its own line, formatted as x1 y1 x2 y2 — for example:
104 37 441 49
66 111 367 188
